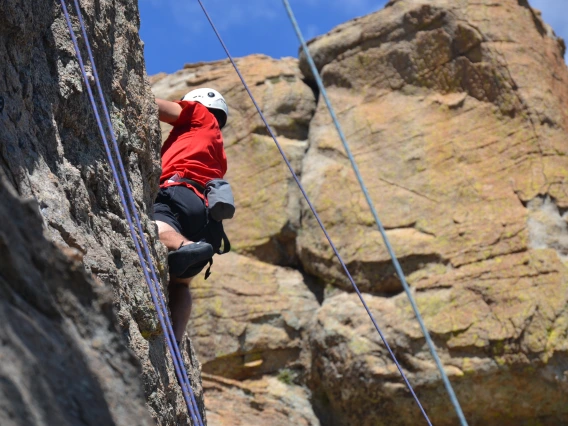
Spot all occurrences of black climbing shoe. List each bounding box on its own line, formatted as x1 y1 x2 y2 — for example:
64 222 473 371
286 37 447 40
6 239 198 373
168 241 214 277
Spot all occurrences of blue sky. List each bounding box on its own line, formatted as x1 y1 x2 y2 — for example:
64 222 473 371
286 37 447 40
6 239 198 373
139 0 568 76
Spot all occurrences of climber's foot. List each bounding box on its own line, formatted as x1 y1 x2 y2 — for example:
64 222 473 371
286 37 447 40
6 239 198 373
168 241 214 277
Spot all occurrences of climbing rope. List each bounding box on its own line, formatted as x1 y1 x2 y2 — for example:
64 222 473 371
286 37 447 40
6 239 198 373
59 2 204 424
195 0 432 424
281 1 469 425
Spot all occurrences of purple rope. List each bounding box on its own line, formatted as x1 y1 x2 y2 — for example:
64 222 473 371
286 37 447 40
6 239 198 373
282 1 469 424
195 0 431 423
59 2 203 424
67 4 204 423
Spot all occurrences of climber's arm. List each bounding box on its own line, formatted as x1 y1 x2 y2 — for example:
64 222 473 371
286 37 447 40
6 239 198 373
156 98 182 124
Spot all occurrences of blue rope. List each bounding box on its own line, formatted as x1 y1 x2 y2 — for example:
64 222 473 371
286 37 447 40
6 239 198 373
195 1 431 424
281 1 469 425
59 2 203 424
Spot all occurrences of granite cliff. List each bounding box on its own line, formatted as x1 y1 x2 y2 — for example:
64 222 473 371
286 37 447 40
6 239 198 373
152 0 568 425
1 0 203 424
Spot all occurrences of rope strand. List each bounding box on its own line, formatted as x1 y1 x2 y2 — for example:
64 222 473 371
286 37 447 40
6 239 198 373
68 3 204 423
195 0 431 424
59 2 203 424
281 1 468 425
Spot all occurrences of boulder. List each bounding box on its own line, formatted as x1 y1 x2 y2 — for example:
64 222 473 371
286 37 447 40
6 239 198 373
203 374 320 426
297 0 568 295
188 252 319 380
297 1 568 423
5 0 568 424
310 250 568 425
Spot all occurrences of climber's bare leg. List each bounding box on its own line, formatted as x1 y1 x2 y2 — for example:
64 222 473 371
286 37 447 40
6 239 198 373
156 220 194 342
169 276 193 343
156 220 193 251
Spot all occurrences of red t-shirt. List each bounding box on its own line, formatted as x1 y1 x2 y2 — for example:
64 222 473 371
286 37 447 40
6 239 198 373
160 101 227 200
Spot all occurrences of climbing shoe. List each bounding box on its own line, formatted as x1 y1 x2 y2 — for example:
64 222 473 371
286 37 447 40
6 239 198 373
168 241 214 277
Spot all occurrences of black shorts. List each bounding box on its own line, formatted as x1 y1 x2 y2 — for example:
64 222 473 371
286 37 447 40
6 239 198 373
154 185 226 277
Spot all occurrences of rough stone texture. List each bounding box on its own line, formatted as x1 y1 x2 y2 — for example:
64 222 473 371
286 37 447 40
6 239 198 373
0 174 154 425
310 249 568 425
149 0 568 423
188 252 319 381
297 0 568 424
4 0 568 424
298 0 568 295
203 374 320 426
151 55 316 266
1 1 204 424
152 55 321 424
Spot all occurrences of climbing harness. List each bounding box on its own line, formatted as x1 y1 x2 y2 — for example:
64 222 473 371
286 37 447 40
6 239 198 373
196 0 432 424
59 1 204 424
281 1 469 425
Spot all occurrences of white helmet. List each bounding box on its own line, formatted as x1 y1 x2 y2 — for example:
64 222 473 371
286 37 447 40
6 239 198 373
181 88 228 128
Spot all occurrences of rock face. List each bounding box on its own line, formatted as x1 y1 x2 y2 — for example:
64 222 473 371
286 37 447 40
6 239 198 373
298 0 568 296
189 252 318 381
152 1 568 425
152 56 322 425
203 374 320 426
0 174 154 425
297 0 568 425
1 1 204 425
3 0 568 425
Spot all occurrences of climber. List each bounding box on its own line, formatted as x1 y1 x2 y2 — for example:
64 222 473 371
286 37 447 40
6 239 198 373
153 88 232 343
